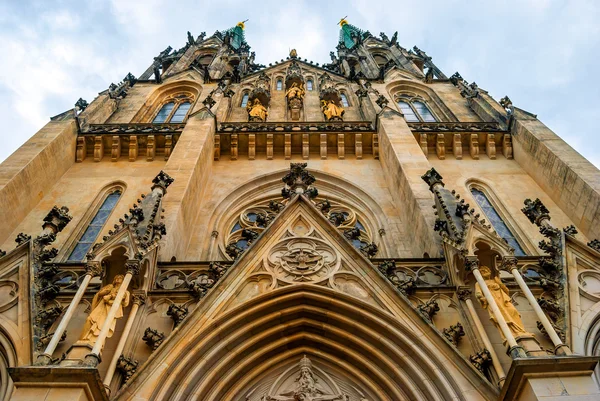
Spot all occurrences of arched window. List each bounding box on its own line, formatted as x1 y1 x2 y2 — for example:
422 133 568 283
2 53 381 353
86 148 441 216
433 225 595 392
413 101 436 122
340 93 349 107
306 80 313 91
67 190 122 261
170 101 191 123
470 188 526 256
396 97 438 122
152 98 193 123
241 93 249 107
397 101 419 122
276 79 283 91
153 102 175 123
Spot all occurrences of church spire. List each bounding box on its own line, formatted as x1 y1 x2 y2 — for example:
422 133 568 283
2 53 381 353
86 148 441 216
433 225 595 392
338 18 368 49
221 20 249 50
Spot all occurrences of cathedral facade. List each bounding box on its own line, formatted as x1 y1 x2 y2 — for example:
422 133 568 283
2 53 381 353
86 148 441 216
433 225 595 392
1 20 600 400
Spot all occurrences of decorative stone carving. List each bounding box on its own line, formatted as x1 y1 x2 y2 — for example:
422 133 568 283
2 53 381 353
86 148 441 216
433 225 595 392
15 233 31 246
499 96 514 115
321 100 344 121
42 206 73 232
443 322 465 346
268 238 337 285
259 355 348 400
359 242 378 258
588 239 600 252
417 299 440 322
456 288 472 301
189 275 215 299
281 163 318 200
117 355 139 382
152 170 175 193
142 327 165 351
563 225 578 236
522 198 550 226
167 304 188 327
469 349 492 374
247 98 268 122
75 98 88 112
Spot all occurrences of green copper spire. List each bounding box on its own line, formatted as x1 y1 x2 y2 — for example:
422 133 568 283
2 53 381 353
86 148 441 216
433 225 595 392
338 18 365 49
221 21 248 50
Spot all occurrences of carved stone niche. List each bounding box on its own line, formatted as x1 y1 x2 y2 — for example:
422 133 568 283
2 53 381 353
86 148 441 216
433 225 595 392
318 73 344 122
247 72 271 122
243 355 374 401
285 61 305 121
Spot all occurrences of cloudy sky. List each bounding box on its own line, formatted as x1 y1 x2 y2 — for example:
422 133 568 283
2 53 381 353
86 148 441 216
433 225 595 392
0 0 598 166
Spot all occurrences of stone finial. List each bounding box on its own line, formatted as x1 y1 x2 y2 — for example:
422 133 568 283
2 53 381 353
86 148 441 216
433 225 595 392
421 168 444 190
500 96 514 115
522 198 550 226
42 206 72 233
449 72 463 85
202 94 216 109
375 94 388 109
75 98 88 112
281 163 318 199
469 349 492 373
124 72 137 85
152 170 175 194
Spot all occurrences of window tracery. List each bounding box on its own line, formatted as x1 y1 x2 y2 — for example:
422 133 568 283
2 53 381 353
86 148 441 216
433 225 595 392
151 92 195 123
226 197 373 258
67 189 122 261
395 94 438 122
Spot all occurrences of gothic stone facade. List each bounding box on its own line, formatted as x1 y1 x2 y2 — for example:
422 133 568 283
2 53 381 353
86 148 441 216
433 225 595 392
1 21 600 401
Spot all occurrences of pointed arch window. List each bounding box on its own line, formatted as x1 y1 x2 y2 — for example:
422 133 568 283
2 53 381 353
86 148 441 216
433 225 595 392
470 188 526 256
151 94 194 123
153 102 175 123
340 93 349 107
306 80 313 91
276 79 283 91
396 96 438 122
67 190 122 261
241 93 249 107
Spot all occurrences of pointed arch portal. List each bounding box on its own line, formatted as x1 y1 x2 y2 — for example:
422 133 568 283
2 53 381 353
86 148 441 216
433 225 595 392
142 284 483 401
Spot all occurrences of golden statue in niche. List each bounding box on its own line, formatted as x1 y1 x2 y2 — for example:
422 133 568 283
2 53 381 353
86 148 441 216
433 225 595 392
247 98 268 122
475 266 529 340
321 100 345 121
286 82 305 101
79 275 130 343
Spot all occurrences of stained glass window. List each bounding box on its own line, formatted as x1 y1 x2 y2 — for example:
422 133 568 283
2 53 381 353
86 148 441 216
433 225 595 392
398 101 419 122
471 188 526 256
153 102 175 123
68 191 122 261
341 93 349 107
170 102 191 123
241 93 249 107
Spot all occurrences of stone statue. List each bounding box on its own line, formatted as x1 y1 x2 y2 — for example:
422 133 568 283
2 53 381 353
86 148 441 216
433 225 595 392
286 82 305 101
79 275 130 343
247 98 268 122
321 100 344 121
475 266 529 340
263 355 345 400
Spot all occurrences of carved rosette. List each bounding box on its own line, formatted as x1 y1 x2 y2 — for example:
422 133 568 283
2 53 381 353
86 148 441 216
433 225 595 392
267 238 338 284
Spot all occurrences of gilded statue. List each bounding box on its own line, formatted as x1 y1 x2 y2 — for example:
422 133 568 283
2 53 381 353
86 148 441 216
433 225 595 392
247 98 268 122
321 100 344 121
286 82 305 101
79 275 130 343
475 266 529 340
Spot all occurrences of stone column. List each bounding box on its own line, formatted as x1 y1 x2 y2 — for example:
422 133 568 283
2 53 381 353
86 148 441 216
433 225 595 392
468 258 527 359
83 259 140 367
502 256 571 356
458 288 506 385
103 292 146 390
36 261 103 365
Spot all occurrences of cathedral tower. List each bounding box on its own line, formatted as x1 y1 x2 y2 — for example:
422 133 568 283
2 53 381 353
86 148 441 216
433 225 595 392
1 20 600 401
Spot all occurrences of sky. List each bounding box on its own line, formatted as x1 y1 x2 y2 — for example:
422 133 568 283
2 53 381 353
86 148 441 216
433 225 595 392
0 0 599 166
